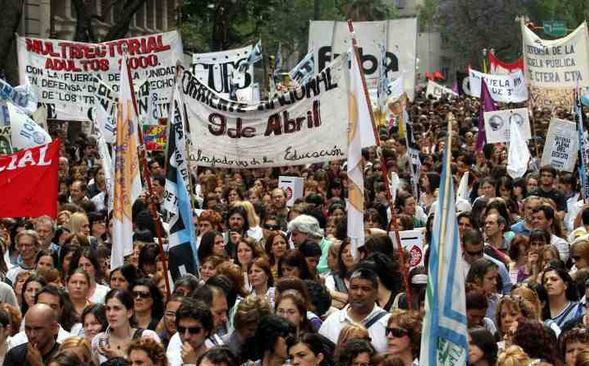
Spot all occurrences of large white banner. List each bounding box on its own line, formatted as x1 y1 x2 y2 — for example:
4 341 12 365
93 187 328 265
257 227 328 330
469 69 528 103
17 31 183 121
308 19 417 100
484 108 532 143
181 55 350 168
425 80 458 99
522 21 589 89
541 118 578 172
191 45 255 99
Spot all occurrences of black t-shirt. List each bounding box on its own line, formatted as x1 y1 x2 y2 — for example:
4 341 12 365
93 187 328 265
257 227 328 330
2 341 60 366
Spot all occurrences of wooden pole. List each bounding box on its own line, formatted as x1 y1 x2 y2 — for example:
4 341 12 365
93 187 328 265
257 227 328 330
125 57 172 298
347 20 413 310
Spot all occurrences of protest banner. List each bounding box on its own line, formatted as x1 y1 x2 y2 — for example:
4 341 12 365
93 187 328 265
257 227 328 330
541 118 578 172
7 103 51 150
522 21 589 90
483 108 532 143
489 53 523 75
17 31 183 122
469 69 528 103
425 80 458 99
308 19 417 100
181 54 350 169
143 124 167 151
278 176 305 207
191 45 255 99
0 126 12 154
0 139 60 218
389 228 425 269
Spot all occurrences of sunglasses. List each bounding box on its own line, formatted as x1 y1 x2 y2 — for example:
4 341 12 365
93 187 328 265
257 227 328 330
265 224 280 230
386 327 408 338
133 291 151 299
178 326 202 334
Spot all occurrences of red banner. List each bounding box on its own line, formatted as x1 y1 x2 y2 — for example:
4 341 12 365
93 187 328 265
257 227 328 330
0 139 60 218
489 53 524 74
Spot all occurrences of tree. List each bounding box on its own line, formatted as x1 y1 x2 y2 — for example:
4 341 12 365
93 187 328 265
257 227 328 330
71 0 149 42
523 0 589 35
0 0 25 84
437 0 524 69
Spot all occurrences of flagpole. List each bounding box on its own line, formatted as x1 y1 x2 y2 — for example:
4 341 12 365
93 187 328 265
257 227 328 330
347 20 412 309
125 58 172 298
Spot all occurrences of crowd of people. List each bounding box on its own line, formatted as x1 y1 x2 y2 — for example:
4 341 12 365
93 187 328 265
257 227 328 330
1 87 589 366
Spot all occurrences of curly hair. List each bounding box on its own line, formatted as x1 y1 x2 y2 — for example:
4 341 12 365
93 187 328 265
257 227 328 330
512 318 558 364
497 345 531 366
0 303 21 336
198 210 223 229
335 322 369 349
127 337 168 366
335 338 375 366
233 295 272 332
388 310 422 359
59 336 92 364
560 327 589 360
494 295 536 336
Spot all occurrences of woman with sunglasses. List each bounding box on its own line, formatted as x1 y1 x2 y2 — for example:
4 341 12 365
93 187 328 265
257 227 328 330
265 232 288 280
385 310 421 366
91 289 161 364
131 278 164 331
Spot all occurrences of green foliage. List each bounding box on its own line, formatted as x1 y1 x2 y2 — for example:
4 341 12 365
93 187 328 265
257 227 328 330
523 0 589 36
179 0 398 62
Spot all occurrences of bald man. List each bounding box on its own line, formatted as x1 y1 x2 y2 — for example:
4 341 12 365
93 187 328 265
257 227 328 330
3 304 60 366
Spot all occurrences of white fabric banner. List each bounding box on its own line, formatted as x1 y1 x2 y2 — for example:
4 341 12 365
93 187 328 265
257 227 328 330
469 69 528 103
308 19 417 100
7 103 51 150
541 118 579 172
181 55 350 168
17 31 183 121
522 21 589 89
191 45 255 99
507 114 531 179
483 108 532 143
425 80 458 99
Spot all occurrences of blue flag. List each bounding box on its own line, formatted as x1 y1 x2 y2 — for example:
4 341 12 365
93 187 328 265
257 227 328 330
420 121 468 365
162 84 197 280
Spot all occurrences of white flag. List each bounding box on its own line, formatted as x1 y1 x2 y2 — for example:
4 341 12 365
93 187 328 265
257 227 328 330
507 118 530 178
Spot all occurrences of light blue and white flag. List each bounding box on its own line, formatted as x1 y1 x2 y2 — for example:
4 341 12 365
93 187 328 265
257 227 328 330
420 127 468 365
162 83 198 280
289 51 314 85
239 40 263 72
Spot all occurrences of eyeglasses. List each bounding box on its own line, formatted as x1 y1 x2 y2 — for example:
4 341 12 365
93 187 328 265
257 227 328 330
133 291 151 299
264 224 280 230
178 326 202 334
386 327 408 338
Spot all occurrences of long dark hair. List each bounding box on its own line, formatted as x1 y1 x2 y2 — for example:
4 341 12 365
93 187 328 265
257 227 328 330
105 289 136 327
469 327 498 365
198 230 224 263
132 278 164 325
21 274 48 315
68 247 104 283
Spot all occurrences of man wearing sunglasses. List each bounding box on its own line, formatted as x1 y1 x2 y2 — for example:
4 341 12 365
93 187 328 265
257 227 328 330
166 298 214 366
319 267 390 352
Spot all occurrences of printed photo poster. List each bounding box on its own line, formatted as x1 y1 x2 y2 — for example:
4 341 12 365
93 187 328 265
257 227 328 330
180 55 350 169
484 108 532 143
425 80 458 99
389 228 425 269
17 31 184 121
0 126 12 154
308 19 418 100
469 69 528 103
143 125 167 151
191 46 255 99
541 118 579 172
522 21 589 89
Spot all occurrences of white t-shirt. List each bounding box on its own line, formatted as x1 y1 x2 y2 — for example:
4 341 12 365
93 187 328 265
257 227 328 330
89 283 111 304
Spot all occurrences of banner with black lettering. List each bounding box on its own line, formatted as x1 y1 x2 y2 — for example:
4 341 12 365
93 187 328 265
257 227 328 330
308 19 417 100
425 80 458 99
522 21 589 89
17 31 183 121
191 45 255 99
181 54 350 168
541 118 578 172
469 69 528 103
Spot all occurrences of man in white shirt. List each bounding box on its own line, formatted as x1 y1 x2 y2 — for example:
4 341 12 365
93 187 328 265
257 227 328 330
319 267 390 352
531 205 569 262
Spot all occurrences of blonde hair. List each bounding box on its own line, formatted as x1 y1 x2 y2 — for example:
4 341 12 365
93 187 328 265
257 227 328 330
510 287 542 320
576 350 589 366
497 345 531 366
234 200 260 227
68 212 89 236
59 336 92 364
335 322 369 349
